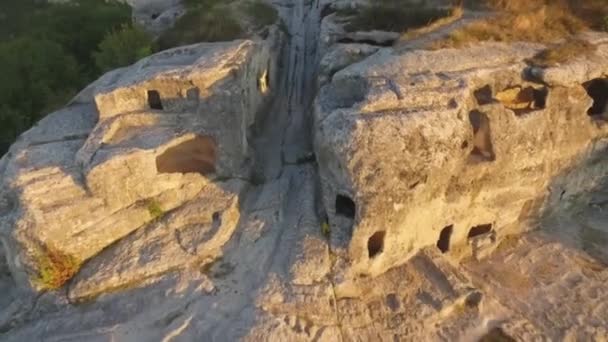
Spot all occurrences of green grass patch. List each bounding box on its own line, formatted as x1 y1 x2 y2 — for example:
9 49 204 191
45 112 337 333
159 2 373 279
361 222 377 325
147 199 165 220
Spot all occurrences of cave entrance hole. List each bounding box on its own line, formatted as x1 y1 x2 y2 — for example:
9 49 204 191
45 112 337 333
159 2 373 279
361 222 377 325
583 78 608 118
147 90 163 110
436 225 454 253
368 231 386 258
335 194 356 219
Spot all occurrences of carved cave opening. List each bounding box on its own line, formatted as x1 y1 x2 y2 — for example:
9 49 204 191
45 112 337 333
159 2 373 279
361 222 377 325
468 224 493 239
335 194 356 219
147 90 164 110
468 110 496 162
368 230 386 258
156 136 217 175
583 78 608 118
436 225 454 253
474 85 493 105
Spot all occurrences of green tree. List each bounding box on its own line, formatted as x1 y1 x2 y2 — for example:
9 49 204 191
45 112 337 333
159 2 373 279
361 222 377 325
94 25 154 73
0 0 133 154
29 0 132 76
0 38 80 152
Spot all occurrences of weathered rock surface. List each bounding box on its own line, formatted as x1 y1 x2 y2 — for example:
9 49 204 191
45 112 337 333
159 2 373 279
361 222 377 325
315 39 608 279
1 0 608 341
0 35 280 292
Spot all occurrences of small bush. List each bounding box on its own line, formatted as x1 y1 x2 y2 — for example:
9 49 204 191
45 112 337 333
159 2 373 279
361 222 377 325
147 199 165 220
340 4 453 33
241 1 278 29
94 24 154 73
158 6 244 49
34 245 80 290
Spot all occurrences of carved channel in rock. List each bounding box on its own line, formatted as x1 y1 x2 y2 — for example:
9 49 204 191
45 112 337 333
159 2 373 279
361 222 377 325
468 224 493 239
468 110 496 163
368 230 386 258
583 78 608 118
335 194 356 218
156 136 217 174
436 225 453 253
495 86 548 115
147 90 164 110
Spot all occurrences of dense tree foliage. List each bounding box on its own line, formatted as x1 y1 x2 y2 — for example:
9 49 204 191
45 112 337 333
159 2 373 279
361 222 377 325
94 25 154 73
0 0 153 154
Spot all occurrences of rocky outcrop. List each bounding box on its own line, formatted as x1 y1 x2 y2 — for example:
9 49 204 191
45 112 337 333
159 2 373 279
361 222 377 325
2 0 608 340
315 39 608 278
0 33 281 292
126 0 185 35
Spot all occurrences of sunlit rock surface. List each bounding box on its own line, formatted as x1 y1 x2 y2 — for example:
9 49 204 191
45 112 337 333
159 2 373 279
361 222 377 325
1 0 608 341
315 40 608 277
0 36 280 293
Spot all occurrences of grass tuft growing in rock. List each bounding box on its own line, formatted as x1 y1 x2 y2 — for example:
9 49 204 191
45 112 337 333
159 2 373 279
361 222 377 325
147 199 165 220
34 245 80 290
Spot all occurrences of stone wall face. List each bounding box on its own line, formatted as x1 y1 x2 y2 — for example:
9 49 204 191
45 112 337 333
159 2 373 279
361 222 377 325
315 41 608 277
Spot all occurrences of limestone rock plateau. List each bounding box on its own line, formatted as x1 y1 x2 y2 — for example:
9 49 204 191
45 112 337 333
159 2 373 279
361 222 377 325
1 0 608 341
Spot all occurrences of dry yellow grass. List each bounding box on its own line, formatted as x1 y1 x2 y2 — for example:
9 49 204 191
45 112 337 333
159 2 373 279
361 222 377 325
400 6 464 41
432 0 607 49
527 38 597 67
